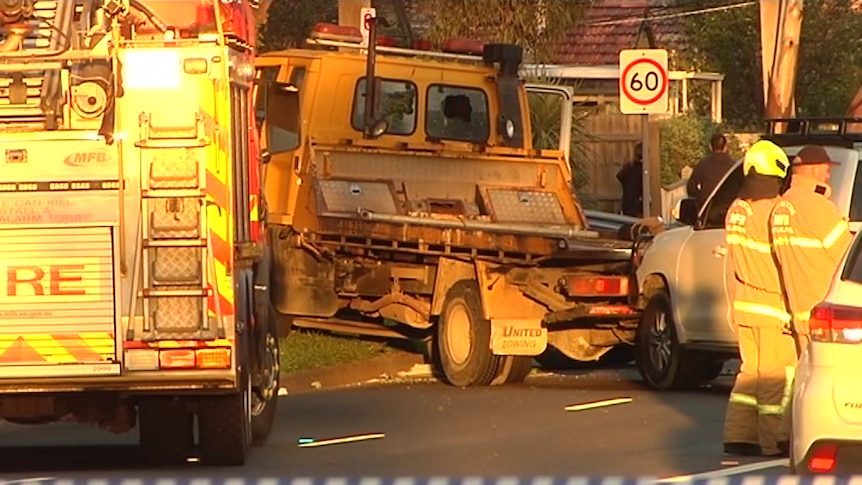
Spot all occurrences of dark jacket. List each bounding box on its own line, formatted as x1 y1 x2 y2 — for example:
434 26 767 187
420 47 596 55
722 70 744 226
616 159 643 217
687 151 737 210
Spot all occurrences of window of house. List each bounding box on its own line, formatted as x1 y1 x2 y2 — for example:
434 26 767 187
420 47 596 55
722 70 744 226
351 77 417 135
426 85 490 143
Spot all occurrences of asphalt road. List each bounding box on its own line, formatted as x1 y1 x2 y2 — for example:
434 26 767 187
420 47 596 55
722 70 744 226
0 363 790 481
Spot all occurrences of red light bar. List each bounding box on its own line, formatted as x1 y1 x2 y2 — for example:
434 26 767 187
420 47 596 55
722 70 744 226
441 38 485 56
411 39 433 51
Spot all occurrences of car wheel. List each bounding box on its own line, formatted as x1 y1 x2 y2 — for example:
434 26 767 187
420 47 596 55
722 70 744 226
635 290 704 390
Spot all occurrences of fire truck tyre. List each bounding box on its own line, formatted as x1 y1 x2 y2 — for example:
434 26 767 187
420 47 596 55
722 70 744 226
138 398 193 466
198 381 252 466
251 327 280 446
437 280 501 387
635 291 703 391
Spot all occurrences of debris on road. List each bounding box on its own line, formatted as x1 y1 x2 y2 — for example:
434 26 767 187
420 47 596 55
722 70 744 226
297 432 385 448
564 397 633 412
278 388 289 396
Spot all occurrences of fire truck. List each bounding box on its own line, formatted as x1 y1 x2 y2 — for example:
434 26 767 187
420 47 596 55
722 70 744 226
0 0 278 466
255 20 639 387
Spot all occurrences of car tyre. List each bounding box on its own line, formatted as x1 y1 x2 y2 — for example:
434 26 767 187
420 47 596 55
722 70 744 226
635 290 704 390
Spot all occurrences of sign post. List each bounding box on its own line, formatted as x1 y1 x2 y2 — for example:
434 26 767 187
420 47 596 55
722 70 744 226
619 49 669 218
359 7 376 48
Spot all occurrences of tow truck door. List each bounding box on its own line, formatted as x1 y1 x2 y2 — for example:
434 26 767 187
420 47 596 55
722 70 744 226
526 84 573 167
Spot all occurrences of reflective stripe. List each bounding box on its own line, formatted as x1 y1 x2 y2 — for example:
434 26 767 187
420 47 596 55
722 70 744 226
772 235 823 248
758 366 796 415
726 233 772 253
823 219 850 248
773 220 849 249
733 301 791 323
794 311 810 322
729 392 758 407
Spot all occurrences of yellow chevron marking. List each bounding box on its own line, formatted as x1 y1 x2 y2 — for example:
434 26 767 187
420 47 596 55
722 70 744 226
213 257 235 303
78 333 116 356
23 334 76 364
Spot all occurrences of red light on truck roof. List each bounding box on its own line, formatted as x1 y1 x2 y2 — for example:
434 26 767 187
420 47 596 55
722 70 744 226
310 22 396 46
441 38 486 56
411 39 433 51
808 443 838 473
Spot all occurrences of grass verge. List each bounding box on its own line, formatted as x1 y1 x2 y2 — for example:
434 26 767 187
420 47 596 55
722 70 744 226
279 330 397 373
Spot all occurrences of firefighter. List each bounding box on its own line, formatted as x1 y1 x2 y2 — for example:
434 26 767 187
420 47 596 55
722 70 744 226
770 145 852 354
723 139 795 457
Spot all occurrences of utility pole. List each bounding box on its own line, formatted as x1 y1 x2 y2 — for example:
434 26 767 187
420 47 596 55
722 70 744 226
760 0 803 132
339 0 371 29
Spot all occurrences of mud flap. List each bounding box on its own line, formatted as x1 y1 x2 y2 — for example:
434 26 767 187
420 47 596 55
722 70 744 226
490 318 547 356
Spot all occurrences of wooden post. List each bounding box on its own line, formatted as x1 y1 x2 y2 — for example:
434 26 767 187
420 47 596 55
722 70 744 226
760 0 804 132
338 0 371 29
648 119 662 218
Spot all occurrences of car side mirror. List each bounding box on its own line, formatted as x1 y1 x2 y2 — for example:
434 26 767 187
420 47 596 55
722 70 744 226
677 198 699 226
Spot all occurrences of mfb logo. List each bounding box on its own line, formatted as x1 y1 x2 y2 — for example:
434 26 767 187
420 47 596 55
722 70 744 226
64 150 110 167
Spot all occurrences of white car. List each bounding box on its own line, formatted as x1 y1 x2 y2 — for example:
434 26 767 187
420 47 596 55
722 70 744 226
633 133 862 391
792 230 862 474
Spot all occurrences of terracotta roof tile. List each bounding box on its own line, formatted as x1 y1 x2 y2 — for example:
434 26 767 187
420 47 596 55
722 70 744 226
554 0 683 65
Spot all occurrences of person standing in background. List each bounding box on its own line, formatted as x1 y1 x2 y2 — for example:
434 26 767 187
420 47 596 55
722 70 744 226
687 133 737 211
617 142 643 217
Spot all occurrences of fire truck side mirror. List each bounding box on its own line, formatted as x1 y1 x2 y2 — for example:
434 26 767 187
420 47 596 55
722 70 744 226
265 82 301 155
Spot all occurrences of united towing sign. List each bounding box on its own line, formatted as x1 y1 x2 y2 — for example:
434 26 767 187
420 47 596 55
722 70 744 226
619 49 669 115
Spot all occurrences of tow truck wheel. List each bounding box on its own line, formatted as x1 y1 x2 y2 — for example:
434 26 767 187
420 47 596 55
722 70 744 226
138 398 193 466
494 355 534 384
635 290 703 391
198 376 252 466
251 326 280 446
436 280 501 387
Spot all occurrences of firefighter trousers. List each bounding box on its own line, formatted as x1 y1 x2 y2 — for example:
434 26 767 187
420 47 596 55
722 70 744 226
723 325 798 456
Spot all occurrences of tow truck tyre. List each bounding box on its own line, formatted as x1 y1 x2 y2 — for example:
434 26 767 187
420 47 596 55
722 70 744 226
437 280 501 387
495 355 533 384
198 375 252 466
138 397 194 466
251 322 280 446
635 290 704 391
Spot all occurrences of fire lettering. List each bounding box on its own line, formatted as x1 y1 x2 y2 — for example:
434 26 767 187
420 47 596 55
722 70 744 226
7 266 45 296
6 265 86 296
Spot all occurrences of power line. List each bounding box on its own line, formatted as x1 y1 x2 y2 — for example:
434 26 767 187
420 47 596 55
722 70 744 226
587 1 758 27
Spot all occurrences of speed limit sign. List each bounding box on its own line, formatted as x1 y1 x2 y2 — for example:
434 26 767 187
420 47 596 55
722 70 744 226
619 49 669 114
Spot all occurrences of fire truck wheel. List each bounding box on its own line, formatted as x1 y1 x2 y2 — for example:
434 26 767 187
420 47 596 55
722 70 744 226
436 280 501 387
634 290 703 391
138 398 193 466
198 377 252 466
251 328 280 446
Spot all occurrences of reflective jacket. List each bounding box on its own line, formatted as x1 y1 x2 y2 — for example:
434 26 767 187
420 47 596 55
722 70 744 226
726 197 789 328
770 175 852 325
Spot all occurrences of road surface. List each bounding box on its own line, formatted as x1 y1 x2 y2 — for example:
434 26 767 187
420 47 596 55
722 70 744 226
0 364 789 481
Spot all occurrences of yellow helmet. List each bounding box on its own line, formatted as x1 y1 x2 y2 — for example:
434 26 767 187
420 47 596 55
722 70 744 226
743 140 789 178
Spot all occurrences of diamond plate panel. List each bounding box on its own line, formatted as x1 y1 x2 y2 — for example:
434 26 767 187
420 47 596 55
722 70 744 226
317 180 398 214
150 197 200 238
485 189 566 224
151 247 202 284
148 148 199 188
152 290 203 330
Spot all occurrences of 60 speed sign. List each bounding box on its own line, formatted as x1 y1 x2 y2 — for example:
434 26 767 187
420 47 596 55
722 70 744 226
619 49 669 114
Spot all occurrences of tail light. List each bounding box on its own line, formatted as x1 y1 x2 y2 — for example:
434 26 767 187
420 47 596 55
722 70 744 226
809 303 862 343
808 443 838 473
564 275 629 297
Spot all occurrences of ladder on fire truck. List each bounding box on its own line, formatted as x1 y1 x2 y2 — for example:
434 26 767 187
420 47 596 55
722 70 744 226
129 103 226 342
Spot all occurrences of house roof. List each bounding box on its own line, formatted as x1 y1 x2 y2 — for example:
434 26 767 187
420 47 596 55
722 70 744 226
554 0 683 65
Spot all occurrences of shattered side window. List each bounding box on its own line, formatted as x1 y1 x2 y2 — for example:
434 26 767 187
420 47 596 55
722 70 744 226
426 85 489 143
351 77 417 136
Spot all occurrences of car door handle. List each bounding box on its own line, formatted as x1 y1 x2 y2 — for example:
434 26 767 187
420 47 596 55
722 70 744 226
713 246 727 257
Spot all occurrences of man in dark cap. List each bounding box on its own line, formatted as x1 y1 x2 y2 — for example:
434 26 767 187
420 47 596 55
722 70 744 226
770 145 852 354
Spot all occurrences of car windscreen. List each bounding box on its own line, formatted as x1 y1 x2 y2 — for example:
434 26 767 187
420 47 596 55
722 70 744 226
848 162 862 221
841 232 862 283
